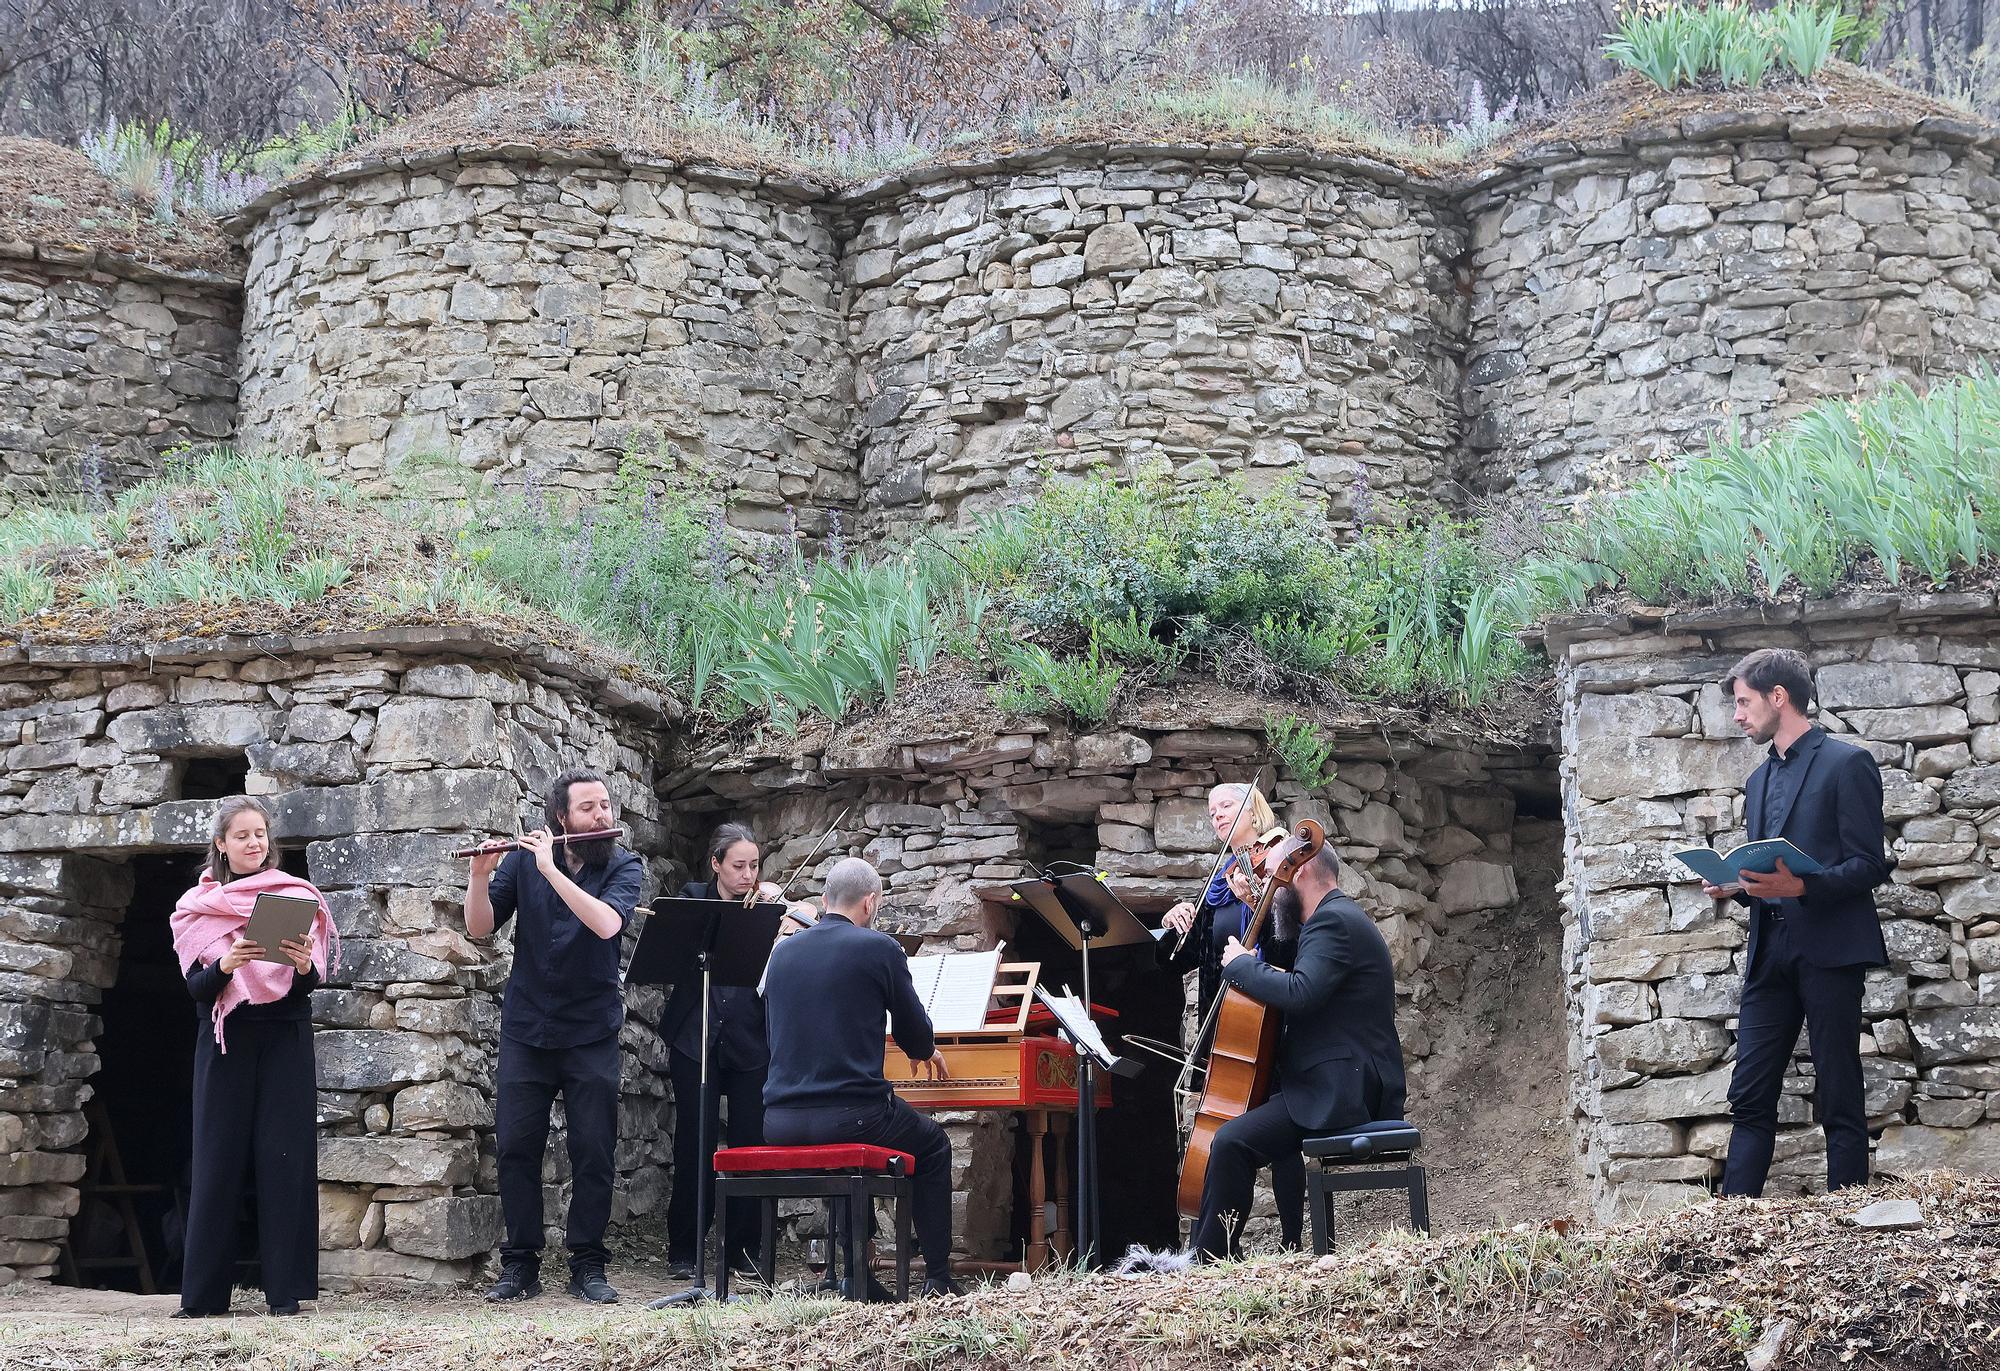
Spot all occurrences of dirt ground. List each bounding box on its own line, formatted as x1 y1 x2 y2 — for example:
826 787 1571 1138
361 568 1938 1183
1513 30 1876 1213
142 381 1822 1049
1404 816 1583 1231
4 1177 1995 1371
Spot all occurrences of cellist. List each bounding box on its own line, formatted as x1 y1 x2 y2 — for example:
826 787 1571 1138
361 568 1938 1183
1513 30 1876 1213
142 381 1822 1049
1189 840 1405 1261
1159 783 1305 1248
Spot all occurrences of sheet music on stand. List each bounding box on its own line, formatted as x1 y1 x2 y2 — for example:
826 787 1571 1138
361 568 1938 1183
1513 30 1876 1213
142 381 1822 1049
889 946 1005 1034
1033 986 1121 1069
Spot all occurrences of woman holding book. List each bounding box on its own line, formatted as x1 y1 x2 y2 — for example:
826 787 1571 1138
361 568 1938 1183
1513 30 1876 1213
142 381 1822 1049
169 796 336 1318
661 823 812 1277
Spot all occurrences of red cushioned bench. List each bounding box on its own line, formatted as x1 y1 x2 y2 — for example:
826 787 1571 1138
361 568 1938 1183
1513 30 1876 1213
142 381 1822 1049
710 1145 916 1301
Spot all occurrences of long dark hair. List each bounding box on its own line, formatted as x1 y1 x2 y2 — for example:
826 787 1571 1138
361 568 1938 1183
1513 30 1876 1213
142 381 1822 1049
205 795 278 885
708 822 758 869
706 822 759 895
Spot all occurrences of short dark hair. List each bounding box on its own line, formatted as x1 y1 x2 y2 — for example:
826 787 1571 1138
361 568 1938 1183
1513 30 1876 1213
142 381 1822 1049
1310 844 1342 880
1725 648 1813 711
543 769 611 833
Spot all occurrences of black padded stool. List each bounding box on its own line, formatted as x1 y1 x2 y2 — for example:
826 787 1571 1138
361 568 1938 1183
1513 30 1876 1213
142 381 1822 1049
1302 1119 1428 1254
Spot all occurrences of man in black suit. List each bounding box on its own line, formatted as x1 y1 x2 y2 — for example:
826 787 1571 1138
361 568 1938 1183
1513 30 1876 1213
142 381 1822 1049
1707 648 1891 1197
1192 843 1406 1259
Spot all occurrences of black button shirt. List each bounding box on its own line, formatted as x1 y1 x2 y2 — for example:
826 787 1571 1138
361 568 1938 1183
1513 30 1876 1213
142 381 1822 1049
1760 725 1826 840
488 847 643 1049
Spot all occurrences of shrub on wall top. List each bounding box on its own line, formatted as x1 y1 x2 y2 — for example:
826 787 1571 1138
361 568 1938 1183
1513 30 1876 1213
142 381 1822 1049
1604 1 1857 91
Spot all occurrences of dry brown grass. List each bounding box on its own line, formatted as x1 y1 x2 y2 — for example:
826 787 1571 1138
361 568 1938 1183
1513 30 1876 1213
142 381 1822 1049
1 1174 1993 1371
274 59 1981 207
0 137 241 277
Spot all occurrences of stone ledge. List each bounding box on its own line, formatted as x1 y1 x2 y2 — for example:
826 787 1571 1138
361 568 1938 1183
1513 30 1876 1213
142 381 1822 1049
1541 592 2000 661
13 624 676 726
0 241 241 289
229 135 1461 236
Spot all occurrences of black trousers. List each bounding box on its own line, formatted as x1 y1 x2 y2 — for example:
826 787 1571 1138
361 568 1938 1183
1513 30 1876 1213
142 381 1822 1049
496 1033 620 1271
1722 916 1870 1196
1193 1094 1310 1260
182 1017 318 1314
665 1048 767 1267
764 1096 954 1276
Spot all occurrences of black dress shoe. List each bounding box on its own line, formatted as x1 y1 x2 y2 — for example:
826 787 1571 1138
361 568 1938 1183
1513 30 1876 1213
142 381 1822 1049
568 1264 620 1303
485 1260 542 1302
664 1257 695 1281
920 1274 966 1298
837 1271 897 1302
268 1302 302 1317
171 1308 208 1319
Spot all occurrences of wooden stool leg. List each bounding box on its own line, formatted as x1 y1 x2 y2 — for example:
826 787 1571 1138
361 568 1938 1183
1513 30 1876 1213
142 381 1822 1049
760 1198 777 1287
844 1184 868 1301
1309 1169 1332 1256
1408 1165 1431 1234
715 1183 732 1300
894 1183 913 1300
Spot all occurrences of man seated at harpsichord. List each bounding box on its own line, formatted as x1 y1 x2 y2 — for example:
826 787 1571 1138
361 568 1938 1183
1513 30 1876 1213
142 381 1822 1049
760 857 963 1298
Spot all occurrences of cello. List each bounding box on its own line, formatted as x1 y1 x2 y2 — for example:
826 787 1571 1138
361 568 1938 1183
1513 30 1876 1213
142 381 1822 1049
1174 818 1326 1219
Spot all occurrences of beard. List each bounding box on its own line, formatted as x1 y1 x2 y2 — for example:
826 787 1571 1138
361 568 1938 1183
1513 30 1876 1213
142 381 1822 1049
563 832 616 868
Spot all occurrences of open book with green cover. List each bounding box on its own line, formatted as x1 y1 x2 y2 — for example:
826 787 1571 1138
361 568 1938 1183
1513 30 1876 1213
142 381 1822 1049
1670 838 1824 890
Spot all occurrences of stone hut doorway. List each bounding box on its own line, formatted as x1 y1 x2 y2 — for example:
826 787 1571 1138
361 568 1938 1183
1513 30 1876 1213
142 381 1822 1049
59 854 194 1294
57 842 309 1296
998 820 1184 1257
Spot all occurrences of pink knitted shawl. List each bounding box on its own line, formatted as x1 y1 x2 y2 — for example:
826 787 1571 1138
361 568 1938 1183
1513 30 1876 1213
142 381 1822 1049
170 867 337 1051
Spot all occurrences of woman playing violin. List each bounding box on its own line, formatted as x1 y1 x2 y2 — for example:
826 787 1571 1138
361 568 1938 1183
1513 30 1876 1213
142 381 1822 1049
1159 785 1301 1014
660 823 813 1277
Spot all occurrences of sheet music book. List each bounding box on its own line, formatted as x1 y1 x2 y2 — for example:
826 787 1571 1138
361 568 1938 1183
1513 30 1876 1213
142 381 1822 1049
1035 989 1120 1068
900 947 1004 1033
1671 837 1824 889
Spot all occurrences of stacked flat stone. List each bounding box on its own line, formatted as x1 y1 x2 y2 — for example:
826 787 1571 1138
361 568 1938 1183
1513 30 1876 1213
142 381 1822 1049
234 154 851 539
1462 110 2000 501
1551 592 2000 1221
0 245 238 511
839 152 1461 537
0 629 676 1287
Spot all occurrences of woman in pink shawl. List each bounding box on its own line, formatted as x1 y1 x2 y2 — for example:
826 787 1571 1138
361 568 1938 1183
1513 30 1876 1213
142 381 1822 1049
169 795 334 1318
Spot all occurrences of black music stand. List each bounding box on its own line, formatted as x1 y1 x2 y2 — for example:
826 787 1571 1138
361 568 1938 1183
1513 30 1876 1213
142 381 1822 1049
1006 873 1150 1267
628 896 786 1307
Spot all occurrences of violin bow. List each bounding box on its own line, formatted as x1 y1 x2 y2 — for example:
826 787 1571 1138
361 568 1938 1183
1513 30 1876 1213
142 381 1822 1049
774 804 853 904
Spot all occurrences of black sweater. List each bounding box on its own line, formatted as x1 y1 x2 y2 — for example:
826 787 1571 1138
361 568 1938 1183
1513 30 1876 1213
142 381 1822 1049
761 912 935 1109
186 959 320 1021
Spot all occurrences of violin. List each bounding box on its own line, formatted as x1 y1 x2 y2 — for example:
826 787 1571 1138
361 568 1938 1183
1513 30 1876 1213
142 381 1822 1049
1174 818 1326 1220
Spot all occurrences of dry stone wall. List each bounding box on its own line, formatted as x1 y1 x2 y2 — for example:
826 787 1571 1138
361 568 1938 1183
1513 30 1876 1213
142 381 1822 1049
839 152 1462 537
1462 111 2000 501
678 702 1526 1255
235 154 852 538
0 247 238 510
219 110 2000 540
1551 594 2000 1221
0 628 676 1287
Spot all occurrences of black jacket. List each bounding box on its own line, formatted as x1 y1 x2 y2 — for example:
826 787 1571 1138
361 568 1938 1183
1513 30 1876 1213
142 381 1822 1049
659 880 771 1071
1219 889 1406 1135
1740 727 1891 971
